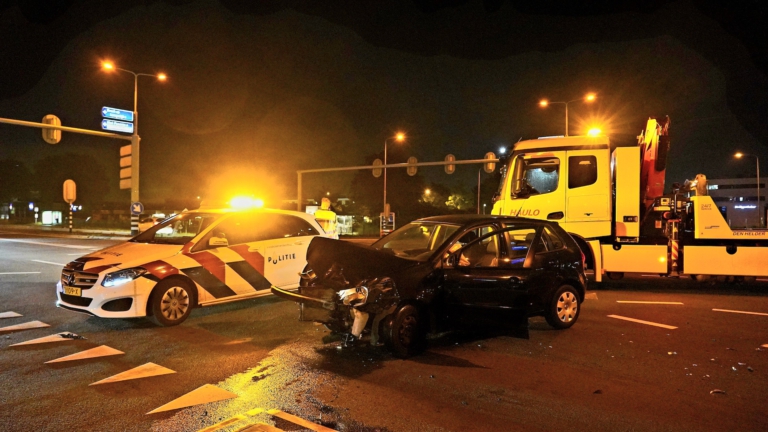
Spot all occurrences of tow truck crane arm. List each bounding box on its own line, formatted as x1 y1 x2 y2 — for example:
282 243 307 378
638 116 671 218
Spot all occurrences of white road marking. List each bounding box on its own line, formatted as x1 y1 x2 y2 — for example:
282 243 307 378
67 253 85 255
31 260 65 266
607 314 677 329
617 301 684 305
585 292 598 300
0 238 95 249
763 344 768 348
641 274 660 277
712 308 768 317
0 272 41 275
757 278 768 282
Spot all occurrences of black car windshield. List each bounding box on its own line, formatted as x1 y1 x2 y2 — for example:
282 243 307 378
130 213 221 245
371 222 460 261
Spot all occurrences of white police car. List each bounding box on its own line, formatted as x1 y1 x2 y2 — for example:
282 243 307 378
56 206 336 326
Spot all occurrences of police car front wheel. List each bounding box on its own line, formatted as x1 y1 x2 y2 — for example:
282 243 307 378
150 280 194 326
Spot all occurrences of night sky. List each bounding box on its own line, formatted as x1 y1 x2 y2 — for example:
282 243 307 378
1 0 766 206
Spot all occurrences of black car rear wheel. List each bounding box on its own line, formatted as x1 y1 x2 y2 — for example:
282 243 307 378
386 304 425 358
545 285 580 329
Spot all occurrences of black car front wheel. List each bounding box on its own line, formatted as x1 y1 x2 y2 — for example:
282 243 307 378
386 304 425 358
545 285 580 329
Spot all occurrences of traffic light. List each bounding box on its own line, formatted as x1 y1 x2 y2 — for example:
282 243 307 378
119 144 132 189
42 114 61 144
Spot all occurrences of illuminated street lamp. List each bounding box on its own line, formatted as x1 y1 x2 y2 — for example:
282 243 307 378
383 132 406 224
735 152 761 226
539 93 596 137
102 61 167 235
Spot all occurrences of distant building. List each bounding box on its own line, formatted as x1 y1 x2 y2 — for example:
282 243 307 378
706 178 764 228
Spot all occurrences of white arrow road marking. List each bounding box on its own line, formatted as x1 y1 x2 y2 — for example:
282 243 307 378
90 362 176 386
0 238 95 249
147 384 237 414
10 332 84 346
712 308 768 317
607 315 677 329
0 311 23 319
0 320 50 332
31 260 65 266
45 345 124 363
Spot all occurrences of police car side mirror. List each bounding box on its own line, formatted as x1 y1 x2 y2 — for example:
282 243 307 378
209 237 229 248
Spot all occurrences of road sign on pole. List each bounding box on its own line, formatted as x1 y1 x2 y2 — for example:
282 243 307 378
131 202 144 215
102 119 134 134
101 106 134 122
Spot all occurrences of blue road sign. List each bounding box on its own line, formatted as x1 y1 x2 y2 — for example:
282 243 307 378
131 202 144 215
102 119 134 134
101 106 134 122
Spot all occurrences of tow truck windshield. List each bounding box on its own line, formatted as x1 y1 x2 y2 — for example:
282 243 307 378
510 155 560 198
131 213 220 245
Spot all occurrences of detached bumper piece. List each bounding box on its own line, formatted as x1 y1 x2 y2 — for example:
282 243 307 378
271 286 336 311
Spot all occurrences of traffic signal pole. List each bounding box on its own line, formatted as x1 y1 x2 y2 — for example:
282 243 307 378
296 157 499 212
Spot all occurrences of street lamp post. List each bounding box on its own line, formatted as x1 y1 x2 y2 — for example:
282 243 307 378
735 152 761 227
102 62 166 235
383 132 405 233
539 93 596 137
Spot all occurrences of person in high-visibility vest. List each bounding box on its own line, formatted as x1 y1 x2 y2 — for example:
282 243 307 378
314 197 337 235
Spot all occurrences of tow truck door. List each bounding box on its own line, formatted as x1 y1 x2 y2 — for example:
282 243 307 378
563 149 612 237
502 152 566 222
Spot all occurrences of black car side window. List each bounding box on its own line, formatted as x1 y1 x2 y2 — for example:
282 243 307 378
502 227 537 267
538 226 565 253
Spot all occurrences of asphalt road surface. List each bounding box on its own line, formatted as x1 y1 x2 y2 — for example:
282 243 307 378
1 229 767 431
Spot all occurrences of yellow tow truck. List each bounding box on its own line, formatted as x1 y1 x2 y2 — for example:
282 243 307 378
492 117 768 282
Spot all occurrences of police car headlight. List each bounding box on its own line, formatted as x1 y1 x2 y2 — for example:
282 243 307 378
102 268 147 288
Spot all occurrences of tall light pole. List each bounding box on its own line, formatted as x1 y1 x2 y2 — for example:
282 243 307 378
383 132 406 234
102 61 166 235
735 152 761 227
539 93 596 137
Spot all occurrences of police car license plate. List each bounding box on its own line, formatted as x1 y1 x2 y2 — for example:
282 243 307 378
63 286 81 297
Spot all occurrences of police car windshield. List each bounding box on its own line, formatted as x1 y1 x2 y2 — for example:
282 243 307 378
371 222 460 261
131 213 220 245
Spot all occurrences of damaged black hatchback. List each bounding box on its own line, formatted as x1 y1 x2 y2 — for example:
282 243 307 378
271 215 587 358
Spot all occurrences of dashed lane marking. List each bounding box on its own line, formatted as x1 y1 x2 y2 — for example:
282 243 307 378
607 315 677 329
585 292 598 300
641 274 660 277
268 409 337 432
147 384 238 415
0 320 50 333
90 362 176 386
617 301 684 305
31 260 66 266
0 311 22 319
712 308 768 317
10 332 83 346
45 345 124 363
0 272 41 275
763 344 768 348
757 278 768 282
0 238 96 249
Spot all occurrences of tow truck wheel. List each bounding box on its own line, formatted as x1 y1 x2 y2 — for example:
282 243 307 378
386 304 425 358
149 280 194 326
545 285 580 330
